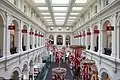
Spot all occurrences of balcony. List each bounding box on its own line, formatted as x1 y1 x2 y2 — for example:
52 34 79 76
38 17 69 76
94 46 98 52
10 47 17 54
0 49 3 58
35 44 36 48
88 45 90 50
103 48 112 56
22 46 26 51
30 45 32 49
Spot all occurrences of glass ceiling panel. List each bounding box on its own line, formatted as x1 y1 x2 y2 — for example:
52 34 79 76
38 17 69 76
69 17 76 19
38 7 48 11
41 13 50 15
52 0 70 4
70 13 79 15
54 17 66 19
53 7 68 11
55 20 65 21
72 7 82 11
68 20 74 21
34 0 45 3
54 13 67 16
44 17 51 18
46 20 52 21
75 0 87 3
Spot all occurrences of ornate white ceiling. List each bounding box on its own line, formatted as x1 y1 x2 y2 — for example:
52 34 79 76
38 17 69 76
33 0 88 27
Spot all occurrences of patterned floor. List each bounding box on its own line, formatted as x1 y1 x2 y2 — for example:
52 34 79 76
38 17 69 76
45 63 73 80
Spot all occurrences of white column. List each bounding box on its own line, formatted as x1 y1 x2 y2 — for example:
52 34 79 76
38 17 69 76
90 27 94 51
4 13 11 57
27 24 30 50
54 35 57 45
19 21 23 52
86 35 88 49
98 21 103 53
111 13 117 57
33 30 35 48
63 35 65 46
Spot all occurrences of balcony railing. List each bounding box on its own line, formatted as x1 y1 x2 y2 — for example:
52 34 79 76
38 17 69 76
30 45 32 49
103 48 111 56
88 46 90 50
10 47 17 54
22 46 26 51
94 46 98 52
0 49 3 58
35 44 36 48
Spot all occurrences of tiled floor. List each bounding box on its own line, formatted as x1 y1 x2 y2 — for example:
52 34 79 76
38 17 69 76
45 63 73 80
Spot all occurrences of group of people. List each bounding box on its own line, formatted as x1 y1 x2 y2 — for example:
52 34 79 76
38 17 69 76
52 74 66 80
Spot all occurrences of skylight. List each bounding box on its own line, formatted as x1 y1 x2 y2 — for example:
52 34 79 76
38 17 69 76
38 7 48 11
53 7 68 11
44 17 51 19
35 0 87 27
46 19 52 21
70 13 79 15
75 0 87 3
69 17 76 19
54 13 67 16
41 13 50 15
52 0 70 4
72 7 82 11
54 17 66 19
34 0 45 3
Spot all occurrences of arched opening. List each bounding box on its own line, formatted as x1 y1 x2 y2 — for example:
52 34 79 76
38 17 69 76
0 14 4 58
10 20 19 54
49 35 54 44
93 26 99 52
10 70 19 80
101 72 111 80
35 30 37 48
65 35 70 46
22 25 27 51
29 60 34 80
87 28 91 49
103 20 112 56
22 64 28 79
29 28 33 49
57 35 63 45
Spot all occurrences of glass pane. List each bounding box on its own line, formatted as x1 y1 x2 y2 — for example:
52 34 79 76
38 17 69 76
70 13 79 15
38 7 48 10
72 7 82 11
75 0 87 3
41 13 50 15
34 0 45 3
53 7 68 11
54 13 67 16
52 0 69 4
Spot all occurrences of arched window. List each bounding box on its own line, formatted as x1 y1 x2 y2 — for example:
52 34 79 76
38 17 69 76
0 14 4 58
93 26 99 52
22 25 27 51
57 35 63 45
11 71 19 80
10 20 19 54
49 35 54 44
65 35 70 46
102 20 112 55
